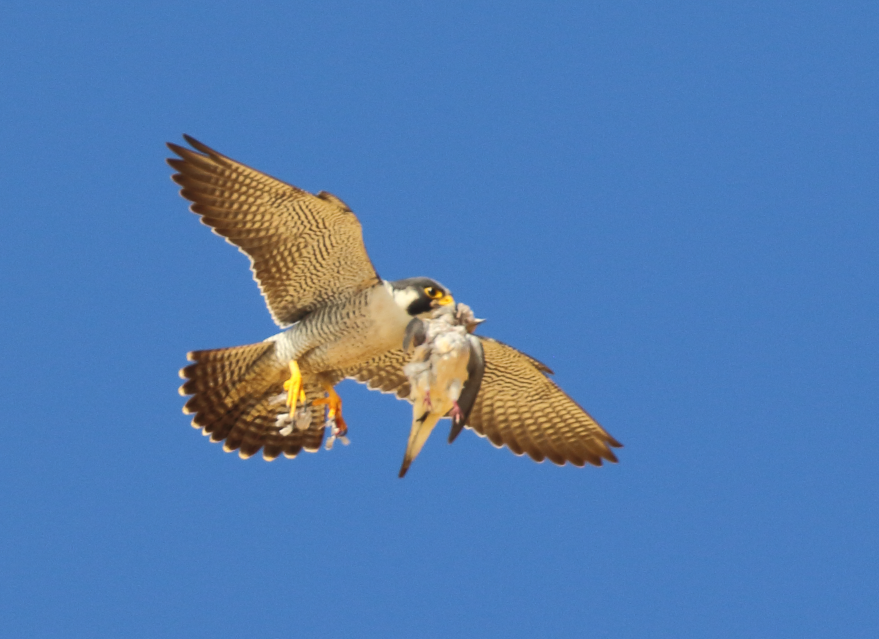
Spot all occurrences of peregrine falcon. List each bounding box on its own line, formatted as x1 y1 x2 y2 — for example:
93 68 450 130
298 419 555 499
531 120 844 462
170 135 622 472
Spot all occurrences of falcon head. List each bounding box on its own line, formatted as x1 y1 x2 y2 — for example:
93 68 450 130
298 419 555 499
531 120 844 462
388 277 455 317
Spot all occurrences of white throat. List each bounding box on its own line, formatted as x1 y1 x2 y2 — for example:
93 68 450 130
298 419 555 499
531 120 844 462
386 280 420 313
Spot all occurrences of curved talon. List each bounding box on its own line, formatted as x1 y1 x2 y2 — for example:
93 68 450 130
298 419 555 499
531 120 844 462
283 360 306 417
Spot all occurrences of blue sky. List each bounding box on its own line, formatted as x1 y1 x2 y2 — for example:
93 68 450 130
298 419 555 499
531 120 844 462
2 2 877 637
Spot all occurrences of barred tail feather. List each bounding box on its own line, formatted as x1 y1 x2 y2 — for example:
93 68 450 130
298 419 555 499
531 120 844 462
178 342 325 460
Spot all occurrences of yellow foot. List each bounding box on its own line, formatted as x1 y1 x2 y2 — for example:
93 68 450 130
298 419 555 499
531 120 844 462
313 383 348 437
283 360 306 417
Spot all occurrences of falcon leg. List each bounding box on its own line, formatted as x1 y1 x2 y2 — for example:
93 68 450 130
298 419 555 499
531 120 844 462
313 382 348 437
283 361 306 417
423 390 433 411
449 401 463 423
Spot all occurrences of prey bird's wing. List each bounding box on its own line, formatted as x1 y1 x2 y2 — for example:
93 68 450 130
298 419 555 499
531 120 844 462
468 338 621 466
167 135 381 326
448 334 485 443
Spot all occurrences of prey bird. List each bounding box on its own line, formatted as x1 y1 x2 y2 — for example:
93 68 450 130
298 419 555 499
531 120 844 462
171 136 622 473
399 303 485 477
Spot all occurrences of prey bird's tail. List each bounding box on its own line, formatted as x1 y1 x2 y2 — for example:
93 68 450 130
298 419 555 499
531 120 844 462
179 342 326 460
399 410 443 478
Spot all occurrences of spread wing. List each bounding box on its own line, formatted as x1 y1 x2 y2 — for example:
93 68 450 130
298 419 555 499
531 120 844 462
168 135 381 326
343 338 621 467
467 338 621 467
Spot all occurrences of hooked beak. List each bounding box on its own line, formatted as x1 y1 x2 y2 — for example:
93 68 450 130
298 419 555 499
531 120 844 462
432 294 455 307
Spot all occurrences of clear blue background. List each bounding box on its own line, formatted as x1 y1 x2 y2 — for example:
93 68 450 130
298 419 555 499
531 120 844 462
2 2 877 637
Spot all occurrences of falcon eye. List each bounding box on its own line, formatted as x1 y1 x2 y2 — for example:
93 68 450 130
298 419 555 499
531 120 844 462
424 286 443 299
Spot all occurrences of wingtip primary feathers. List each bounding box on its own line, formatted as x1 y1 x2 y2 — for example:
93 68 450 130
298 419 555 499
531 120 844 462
165 134 382 328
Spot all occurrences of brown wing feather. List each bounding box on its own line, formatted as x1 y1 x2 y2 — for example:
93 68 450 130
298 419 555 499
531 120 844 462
340 348 412 398
167 135 380 326
469 338 621 466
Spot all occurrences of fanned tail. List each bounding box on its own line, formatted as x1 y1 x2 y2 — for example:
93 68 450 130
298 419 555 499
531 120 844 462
179 342 326 460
